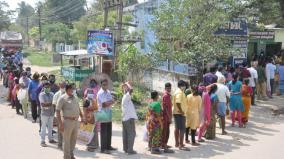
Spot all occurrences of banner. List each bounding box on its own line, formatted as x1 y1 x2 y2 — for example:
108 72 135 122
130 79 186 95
215 19 248 37
77 123 94 144
87 30 114 56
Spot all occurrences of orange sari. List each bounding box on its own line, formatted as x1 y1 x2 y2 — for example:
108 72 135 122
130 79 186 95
241 85 252 123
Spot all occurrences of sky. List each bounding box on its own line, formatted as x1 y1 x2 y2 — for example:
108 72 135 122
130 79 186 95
3 0 93 10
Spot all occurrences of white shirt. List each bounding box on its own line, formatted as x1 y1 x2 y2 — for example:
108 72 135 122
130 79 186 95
266 63 276 79
97 88 113 111
215 83 230 103
216 71 225 81
248 67 258 87
121 92 138 121
53 89 65 105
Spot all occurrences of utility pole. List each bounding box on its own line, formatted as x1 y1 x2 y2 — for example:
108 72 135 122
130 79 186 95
26 16 29 47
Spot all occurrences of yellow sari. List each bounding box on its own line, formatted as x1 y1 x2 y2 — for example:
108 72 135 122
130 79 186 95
241 85 252 123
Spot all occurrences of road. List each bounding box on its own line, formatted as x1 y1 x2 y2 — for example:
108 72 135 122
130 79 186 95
1 64 284 158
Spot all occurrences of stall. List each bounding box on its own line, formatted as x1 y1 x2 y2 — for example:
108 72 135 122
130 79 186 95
59 49 95 82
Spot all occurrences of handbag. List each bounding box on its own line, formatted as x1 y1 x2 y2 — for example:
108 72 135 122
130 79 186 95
95 108 112 123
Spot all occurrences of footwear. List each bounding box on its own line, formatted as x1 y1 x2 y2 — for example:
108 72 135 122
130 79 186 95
222 131 228 135
87 147 95 152
101 150 111 154
179 146 190 151
41 142 47 147
151 149 161 154
32 120 36 123
185 140 190 144
49 140 57 144
108 147 117 151
127 151 137 155
198 139 205 142
166 145 172 148
164 149 175 153
192 143 200 146
71 157 76 159
58 145 63 150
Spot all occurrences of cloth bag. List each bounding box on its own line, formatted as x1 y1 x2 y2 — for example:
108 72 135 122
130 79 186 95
95 108 112 123
17 88 27 101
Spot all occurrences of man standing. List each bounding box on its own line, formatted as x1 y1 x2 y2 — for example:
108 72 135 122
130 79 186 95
161 83 174 153
121 82 138 155
52 81 66 149
39 82 57 147
248 63 258 105
256 62 267 100
49 74 60 94
28 72 40 123
97 79 116 154
173 80 189 151
56 84 86 159
266 58 276 97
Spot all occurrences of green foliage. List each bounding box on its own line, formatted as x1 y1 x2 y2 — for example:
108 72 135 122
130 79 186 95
42 22 71 43
44 0 86 23
29 27 39 38
150 0 241 71
117 45 153 80
0 1 12 30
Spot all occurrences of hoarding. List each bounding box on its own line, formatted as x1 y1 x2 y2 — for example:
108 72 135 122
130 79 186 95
215 19 248 36
87 30 114 56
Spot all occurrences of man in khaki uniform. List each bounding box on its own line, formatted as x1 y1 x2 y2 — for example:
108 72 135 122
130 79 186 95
56 84 86 159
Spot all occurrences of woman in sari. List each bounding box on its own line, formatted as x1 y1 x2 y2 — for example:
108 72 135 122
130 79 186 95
241 79 253 127
147 91 163 154
228 73 244 128
205 84 218 139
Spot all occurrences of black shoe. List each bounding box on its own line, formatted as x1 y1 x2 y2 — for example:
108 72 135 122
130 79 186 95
108 147 117 151
49 140 57 144
127 151 137 155
41 142 47 147
101 150 111 154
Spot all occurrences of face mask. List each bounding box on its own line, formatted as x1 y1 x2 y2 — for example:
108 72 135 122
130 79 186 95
90 82 96 88
50 79 55 84
87 93 94 100
44 88 50 94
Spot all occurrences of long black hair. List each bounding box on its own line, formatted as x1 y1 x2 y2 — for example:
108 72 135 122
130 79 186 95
191 85 199 96
209 84 218 95
232 73 239 84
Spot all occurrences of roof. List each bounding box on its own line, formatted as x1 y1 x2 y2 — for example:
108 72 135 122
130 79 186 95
59 49 96 60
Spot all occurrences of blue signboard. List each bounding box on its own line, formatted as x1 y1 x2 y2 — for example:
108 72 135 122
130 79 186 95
215 20 248 36
87 30 114 56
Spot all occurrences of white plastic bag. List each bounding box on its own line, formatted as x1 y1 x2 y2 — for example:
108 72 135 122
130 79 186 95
17 89 27 101
142 123 148 142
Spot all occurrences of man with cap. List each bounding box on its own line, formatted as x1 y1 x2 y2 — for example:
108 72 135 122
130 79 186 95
56 84 86 159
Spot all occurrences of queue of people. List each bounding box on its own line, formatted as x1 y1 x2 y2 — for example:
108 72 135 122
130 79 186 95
1 52 283 159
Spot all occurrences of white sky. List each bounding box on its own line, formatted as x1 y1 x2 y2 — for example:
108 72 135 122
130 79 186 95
3 0 93 10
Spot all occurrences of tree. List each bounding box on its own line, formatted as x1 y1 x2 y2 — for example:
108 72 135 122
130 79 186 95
29 27 39 39
16 1 36 28
44 0 86 24
0 1 12 30
42 22 71 44
117 45 153 81
150 0 241 77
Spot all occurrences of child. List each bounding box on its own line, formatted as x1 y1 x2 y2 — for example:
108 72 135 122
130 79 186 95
147 91 163 154
186 85 202 146
241 79 253 127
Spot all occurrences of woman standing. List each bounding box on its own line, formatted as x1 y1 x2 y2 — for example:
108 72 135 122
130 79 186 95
197 85 211 142
241 79 253 127
205 84 218 139
228 73 244 128
278 62 284 94
147 91 163 154
186 85 202 146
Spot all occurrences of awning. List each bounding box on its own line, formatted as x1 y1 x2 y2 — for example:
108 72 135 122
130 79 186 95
59 49 96 60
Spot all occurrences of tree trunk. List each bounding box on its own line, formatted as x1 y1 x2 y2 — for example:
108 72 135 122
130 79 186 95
279 0 284 19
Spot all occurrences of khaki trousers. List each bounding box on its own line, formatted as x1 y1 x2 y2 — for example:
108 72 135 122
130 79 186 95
256 82 267 99
63 120 78 159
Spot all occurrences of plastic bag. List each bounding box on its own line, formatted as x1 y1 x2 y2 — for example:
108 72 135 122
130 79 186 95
17 88 27 101
142 123 148 142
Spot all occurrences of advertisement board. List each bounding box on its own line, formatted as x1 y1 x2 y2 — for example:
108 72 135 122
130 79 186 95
87 30 114 56
215 19 248 36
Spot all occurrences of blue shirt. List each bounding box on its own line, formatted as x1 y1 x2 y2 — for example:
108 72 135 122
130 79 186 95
28 80 40 100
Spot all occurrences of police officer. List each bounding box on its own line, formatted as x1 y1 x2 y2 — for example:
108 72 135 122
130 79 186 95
56 84 86 159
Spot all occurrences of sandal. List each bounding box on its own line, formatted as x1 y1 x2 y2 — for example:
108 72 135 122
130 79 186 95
179 146 191 151
198 139 205 142
222 131 228 135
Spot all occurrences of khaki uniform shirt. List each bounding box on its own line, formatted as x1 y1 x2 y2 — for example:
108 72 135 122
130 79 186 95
56 94 80 118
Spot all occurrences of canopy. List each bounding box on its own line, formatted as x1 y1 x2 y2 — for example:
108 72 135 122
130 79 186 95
60 49 96 60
